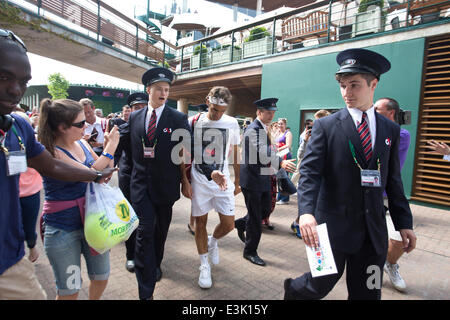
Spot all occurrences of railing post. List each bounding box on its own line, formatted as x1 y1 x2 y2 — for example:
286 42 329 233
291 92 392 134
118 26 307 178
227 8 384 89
163 41 166 67
199 41 203 69
406 0 411 27
181 46 184 72
37 0 42 16
230 31 235 62
135 23 139 57
327 0 333 43
272 18 277 54
97 0 101 41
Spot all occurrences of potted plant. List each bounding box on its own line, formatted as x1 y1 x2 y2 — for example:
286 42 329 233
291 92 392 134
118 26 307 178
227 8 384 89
190 44 211 69
352 0 384 37
243 27 273 59
211 44 242 65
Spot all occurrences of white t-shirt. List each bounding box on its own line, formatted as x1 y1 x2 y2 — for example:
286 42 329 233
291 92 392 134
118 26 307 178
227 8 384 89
189 113 240 194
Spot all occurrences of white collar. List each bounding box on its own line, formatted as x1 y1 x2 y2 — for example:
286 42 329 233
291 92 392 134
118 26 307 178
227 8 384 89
256 118 268 132
148 104 165 116
347 105 377 149
347 105 375 126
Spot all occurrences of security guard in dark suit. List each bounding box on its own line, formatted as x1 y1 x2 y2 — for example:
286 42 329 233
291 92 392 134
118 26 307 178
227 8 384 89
116 92 148 273
284 48 416 300
235 98 296 266
121 68 191 300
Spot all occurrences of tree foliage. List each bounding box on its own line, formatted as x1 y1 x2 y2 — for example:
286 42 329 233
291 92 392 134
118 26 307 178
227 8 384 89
47 73 70 100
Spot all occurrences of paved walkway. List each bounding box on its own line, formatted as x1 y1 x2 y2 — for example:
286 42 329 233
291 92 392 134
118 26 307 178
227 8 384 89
32 173 450 300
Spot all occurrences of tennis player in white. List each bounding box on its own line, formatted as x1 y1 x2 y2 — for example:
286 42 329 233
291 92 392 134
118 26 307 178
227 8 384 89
189 86 241 289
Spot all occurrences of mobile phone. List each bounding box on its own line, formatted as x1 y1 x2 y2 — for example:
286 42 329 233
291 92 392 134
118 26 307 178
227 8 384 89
88 131 98 142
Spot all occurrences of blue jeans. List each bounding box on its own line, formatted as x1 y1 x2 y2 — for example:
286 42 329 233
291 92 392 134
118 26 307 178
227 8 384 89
20 191 41 249
277 193 290 202
43 225 110 296
277 152 292 203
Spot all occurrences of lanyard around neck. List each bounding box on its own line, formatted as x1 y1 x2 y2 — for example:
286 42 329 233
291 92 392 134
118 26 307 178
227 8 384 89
348 140 380 171
1 125 25 156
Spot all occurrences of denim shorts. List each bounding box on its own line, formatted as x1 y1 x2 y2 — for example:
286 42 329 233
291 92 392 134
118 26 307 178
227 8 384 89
43 224 110 296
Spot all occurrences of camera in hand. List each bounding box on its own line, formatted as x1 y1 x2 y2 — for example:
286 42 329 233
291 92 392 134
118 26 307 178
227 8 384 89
107 114 125 132
398 109 411 126
108 118 115 133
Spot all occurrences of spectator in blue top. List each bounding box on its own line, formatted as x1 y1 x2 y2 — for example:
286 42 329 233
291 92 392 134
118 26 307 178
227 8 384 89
38 98 119 300
0 29 115 300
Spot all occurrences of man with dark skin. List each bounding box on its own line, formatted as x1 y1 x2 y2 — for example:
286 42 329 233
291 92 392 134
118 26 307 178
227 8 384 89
0 30 115 299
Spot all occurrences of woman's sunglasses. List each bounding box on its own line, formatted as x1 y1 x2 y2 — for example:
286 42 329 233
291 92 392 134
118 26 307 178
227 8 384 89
0 29 27 51
72 120 86 128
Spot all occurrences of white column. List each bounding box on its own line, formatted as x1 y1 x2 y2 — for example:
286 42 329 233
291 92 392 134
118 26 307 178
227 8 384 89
233 2 238 22
256 0 262 15
177 98 189 114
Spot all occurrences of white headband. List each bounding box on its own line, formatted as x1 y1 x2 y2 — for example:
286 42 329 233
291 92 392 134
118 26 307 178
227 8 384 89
208 96 228 106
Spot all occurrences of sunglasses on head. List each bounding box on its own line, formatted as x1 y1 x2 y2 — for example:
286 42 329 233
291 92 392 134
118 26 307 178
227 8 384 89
0 29 27 51
72 120 86 128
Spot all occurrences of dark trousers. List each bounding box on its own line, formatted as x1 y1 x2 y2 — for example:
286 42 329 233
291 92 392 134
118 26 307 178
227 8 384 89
19 191 41 249
125 230 137 260
133 195 173 300
289 232 386 300
235 188 271 255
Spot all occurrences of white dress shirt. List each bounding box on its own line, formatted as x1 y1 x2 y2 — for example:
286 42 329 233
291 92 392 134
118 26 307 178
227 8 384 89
347 105 376 150
145 104 165 133
256 118 268 133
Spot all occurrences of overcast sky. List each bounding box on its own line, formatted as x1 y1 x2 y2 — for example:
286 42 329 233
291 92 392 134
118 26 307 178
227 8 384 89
24 0 247 90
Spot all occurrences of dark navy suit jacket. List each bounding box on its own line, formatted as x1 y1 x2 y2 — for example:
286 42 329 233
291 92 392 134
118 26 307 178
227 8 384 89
240 119 282 192
122 105 190 205
298 108 413 255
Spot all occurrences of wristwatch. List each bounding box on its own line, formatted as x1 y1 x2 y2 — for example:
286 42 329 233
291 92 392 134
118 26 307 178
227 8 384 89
94 171 102 183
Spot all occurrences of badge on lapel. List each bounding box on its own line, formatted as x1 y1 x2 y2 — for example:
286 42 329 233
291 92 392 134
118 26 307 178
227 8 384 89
163 128 172 133
385 138 391 147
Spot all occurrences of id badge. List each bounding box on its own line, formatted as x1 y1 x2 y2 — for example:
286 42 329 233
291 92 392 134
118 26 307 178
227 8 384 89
6 150 27 176
143 146 155 158
360 170 381 187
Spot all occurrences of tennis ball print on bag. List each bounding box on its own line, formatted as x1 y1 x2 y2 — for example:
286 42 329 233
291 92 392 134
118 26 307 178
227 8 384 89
85 200 138 252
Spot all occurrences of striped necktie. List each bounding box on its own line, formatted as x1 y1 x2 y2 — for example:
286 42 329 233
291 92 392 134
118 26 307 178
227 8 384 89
147 109 157 145
357 112 372 162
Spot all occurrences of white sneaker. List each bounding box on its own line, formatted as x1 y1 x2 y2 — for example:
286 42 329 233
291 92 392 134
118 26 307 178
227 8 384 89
276 200 288 205
384 262 406 292
208 236 219 265
198 264 212 289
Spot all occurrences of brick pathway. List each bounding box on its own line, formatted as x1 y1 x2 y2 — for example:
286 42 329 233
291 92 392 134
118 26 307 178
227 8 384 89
31 173 450 300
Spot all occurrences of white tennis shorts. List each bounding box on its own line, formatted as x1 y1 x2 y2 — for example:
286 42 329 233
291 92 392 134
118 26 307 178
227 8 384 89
191 192 235 217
